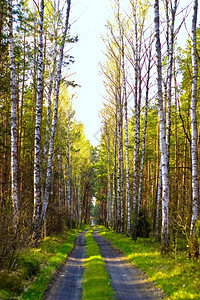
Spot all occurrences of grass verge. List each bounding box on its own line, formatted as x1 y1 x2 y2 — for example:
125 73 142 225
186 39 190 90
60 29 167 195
0 226 87 300
98 226 200 300
82 229 115 299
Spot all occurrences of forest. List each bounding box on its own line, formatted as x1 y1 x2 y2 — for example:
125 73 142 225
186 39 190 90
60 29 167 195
0 0 199 289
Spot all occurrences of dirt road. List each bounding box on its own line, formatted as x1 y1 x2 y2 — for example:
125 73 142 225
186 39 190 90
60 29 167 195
45 229 165 300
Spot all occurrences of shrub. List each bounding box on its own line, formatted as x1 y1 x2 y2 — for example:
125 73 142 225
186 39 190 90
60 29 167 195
0 270 24 294
19 254 41 278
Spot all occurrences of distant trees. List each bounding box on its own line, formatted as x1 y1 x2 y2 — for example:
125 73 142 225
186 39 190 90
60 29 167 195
97 0 200 255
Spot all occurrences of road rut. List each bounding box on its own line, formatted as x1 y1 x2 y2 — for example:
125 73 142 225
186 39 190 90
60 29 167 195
45 230 86 300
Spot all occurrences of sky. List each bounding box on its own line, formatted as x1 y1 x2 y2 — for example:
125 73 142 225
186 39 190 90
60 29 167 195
69 0 113 146
68 0 195 147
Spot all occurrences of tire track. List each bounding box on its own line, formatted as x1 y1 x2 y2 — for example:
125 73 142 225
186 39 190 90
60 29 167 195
45 230 87 300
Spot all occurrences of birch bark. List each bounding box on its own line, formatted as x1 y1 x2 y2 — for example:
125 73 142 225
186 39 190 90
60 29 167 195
132 12 140 241
44 38 57 158
117 87 122 232
33 0 44 235
113 123 117 229
8 0 19 223
165 0 178 162
43 0 58 161
138 47 152 212
66 121 71 228
156 165 162 241
154 0 169 253
58 153 62 230
121 33 130 236
190 0 199 236
105 123 112 227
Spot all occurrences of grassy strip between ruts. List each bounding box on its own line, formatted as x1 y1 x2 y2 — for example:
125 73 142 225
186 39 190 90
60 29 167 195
0 226 88 300
82 229 115 300
98 226 200 300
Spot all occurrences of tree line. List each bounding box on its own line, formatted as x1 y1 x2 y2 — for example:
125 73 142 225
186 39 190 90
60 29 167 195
0 0 96 268
96 0 199 256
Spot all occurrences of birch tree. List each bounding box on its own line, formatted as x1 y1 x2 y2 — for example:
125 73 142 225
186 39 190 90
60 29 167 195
154 0 170 254
131 3 140 241
65 105 75 228
57 152 62 230
66 120 71 228
138 44 152 212
165 0 178 163
43 0 58 161
39 0 71 235
33 0 44 236
121 31 131 236
116 2 130 236
190 0 199 238
113 120 117 229
105 121 112 227
8 0 19 224
129 0 148 241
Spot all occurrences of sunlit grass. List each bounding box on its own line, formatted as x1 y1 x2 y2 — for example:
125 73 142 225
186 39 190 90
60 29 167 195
82 230 115 300
0 226 88 300
98 226 200 299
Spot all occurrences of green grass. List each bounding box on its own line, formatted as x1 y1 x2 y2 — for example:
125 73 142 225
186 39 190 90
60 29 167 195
82 229 115 299
0 226 88 300
98 226 200 300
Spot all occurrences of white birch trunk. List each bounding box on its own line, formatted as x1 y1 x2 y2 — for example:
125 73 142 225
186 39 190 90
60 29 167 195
156 164 162 240
113 124 117 229
116 71 123 232
33 0 44 235
40 0 71 231
190 0 199 236
41 42 57 201
122 34 130 236
66 121 71 227
138 48 152 212
64 178 67 219
43 0 58 161
119 115 124 232
43 44 57 159
8 0 19 223
105 123 112 227
154 0 170 253
78 180 81 225
132 16 141 240
165 0 178 162
58 153 62 217
117 99 121 232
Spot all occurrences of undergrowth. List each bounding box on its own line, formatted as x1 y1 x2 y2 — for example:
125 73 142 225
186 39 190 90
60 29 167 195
0 226 87 300
82 229 115 299
99 226 200 300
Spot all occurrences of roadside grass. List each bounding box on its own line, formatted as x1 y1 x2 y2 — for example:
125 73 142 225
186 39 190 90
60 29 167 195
98 226 200 300
0 226 87 300
82 229 115 300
